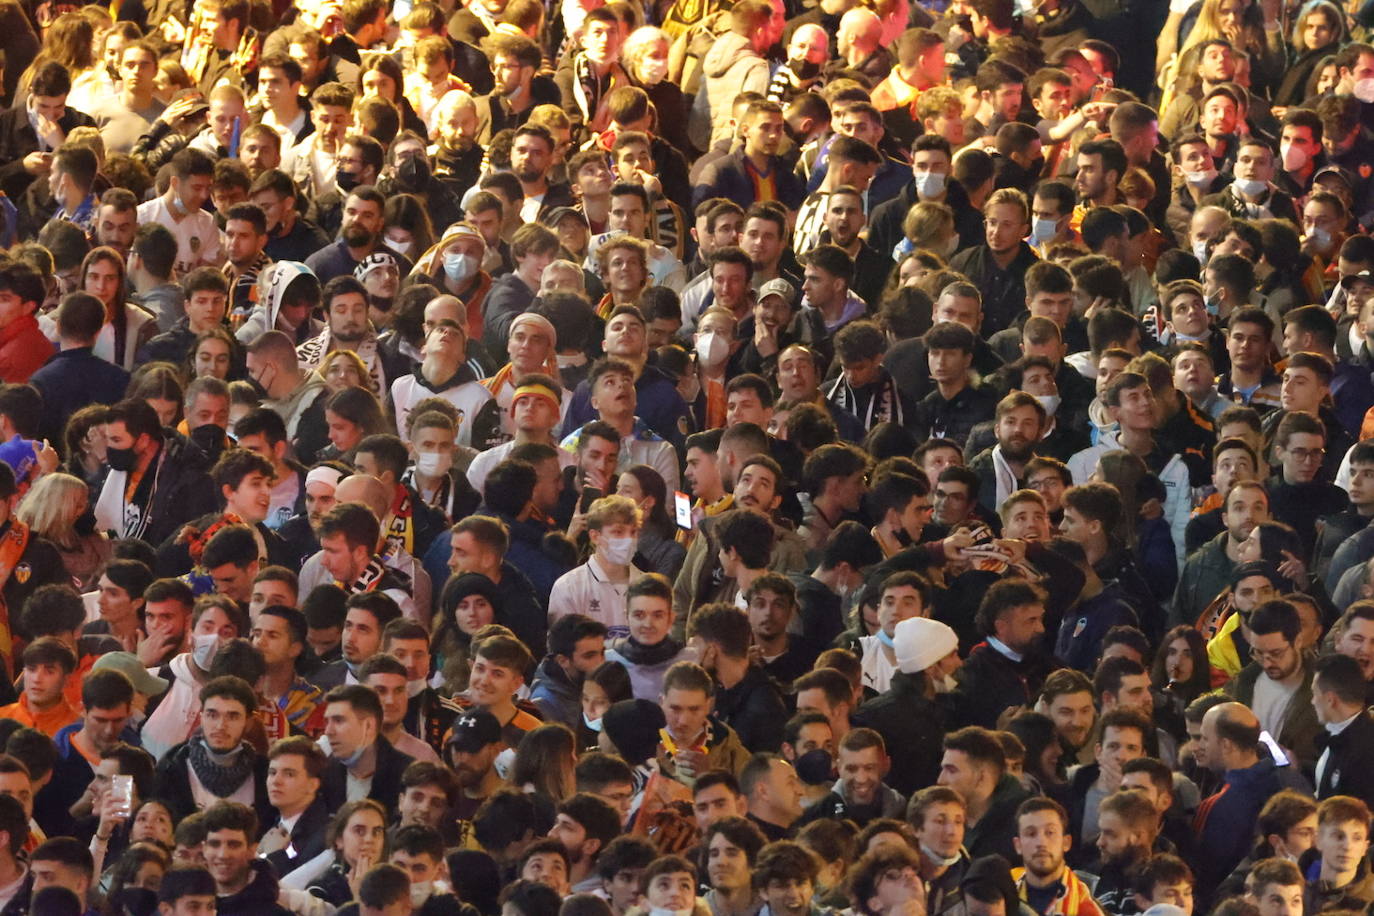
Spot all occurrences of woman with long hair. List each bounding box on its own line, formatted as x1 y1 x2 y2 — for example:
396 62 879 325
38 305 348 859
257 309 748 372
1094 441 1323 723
20 12 96 100
308 800 389 907
320 385 387 461
382 193 437 263
185 328 243 382
1005 712 1064 793
359 54 428 137
1162 0 1283 103
126 363 184 429
616 465 685 580
316 350 372 395
17 471 110 589
432 572 503 694
1151 625 1210 739
1274 0 1346 105
80 246 157 371
510 723 577 804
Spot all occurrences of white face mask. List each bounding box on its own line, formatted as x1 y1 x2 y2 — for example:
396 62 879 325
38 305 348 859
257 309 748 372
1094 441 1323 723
600 535 638 566
1034 393 1061 417
914 170 946 198
411 883 434 907
1356 78 1374 103
695 331 728 368
406 678 428 698
384 237 414 258
1233 177 1267 198
584 710 604 732
1029 216 1059 246
920 843 962 867
1185 167 1218 187
1279 142 1308 172
1191 238 1210 265
191 632 224 670
415 450 454 478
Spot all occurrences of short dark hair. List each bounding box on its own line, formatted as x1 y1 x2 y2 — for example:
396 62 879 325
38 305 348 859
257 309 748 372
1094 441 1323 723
158 868 217 904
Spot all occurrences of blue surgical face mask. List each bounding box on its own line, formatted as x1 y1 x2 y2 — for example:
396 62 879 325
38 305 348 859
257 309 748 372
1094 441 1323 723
1030 216 1059 246
444 252 477 283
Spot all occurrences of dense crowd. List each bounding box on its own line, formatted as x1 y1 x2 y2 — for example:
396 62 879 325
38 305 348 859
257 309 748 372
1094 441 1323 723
5 1 1374 916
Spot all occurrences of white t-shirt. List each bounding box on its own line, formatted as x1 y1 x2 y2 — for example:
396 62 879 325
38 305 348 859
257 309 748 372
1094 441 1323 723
136 196 222 275
1252 674 1299 740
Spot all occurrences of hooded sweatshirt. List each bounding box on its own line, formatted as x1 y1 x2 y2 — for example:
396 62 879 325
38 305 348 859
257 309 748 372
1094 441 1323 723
235 261 325 346
700 33 769 148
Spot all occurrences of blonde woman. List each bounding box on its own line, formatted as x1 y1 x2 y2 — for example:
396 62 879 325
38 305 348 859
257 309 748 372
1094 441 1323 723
1160 0 1283 105
18 472 110 589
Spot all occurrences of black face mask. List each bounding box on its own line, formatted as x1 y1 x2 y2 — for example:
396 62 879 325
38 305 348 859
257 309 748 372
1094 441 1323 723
336 168 361 193
113 887 159 916
795 748 834 785
190 424 226 462
106 446 137 472
1026 156 1045 178
790 57 821 80
74 507 97 536
396 154 432 192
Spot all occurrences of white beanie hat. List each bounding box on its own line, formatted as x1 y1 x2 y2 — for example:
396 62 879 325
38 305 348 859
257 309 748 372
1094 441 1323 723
893 617 959 675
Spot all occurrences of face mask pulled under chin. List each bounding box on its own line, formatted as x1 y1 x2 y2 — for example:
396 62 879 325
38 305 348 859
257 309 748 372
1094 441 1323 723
583 710 604 732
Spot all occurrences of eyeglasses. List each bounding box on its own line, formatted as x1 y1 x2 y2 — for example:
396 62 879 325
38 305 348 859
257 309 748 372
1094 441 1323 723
1250 645 1292 663
1287 447 1326 462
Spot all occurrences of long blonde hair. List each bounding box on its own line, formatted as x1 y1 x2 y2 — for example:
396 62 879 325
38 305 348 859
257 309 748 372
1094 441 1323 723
1178 0 1265 59
17 472 88 550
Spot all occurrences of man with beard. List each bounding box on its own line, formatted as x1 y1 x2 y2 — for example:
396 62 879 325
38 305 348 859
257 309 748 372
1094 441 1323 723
296 276 390 393
687 603 786 753
431 92 485 199
443 710 508 849
510 125 575 224
1223 600 1320 772
1012 797 1106 916
153 677 270 823
250 171 331 265
1087 790 1157 915
817 186 892 310
475 34 557 144
970 393 1048 517
1174 480 1268 630
305 187 413 284
798 726 907 829
693 100 805 211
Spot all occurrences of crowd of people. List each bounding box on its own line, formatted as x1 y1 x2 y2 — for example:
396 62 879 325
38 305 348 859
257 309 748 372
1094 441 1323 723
4 0 1374 916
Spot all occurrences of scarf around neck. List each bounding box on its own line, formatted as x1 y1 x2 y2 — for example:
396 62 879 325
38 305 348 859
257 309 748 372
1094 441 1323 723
188 737 255 797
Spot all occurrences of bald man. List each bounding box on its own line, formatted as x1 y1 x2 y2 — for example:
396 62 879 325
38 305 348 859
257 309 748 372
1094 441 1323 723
837 8 889 83
1191 701 1295 898
296 475 432 624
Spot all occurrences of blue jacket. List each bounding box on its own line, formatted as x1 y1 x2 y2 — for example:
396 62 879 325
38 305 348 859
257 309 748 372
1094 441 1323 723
691 151 806 212
1054 582 1139 672
1193 758 1287 898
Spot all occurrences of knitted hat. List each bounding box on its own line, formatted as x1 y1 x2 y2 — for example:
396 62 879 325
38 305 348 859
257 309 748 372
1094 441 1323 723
893 617 959 675
1230 560 1285 592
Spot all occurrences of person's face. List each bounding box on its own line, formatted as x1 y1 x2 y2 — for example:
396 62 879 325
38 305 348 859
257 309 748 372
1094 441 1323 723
1250 629 1301 683
468 654 523 707
511 133 553 184
1279 431 1325 483
338 808 386 867
1000 496 1049 542
1302 200 1341 252
1280 366 1326 414
710 262 750 312
341 196 383 246
452 589 496 635
1075 152 1111 200
266 751 319 814
706 832 751 892
97 574 139 625
1014 810 1070 878
996 404 1042 456
985 202 1029 254
1254 883 1305 916
1168 292 1209 338
201 695 249 753
997 602 1046 654
744 111 785 158
928 346 972 388
397 782 448 829
365 671 408 728
83 257 122 309
1232 574 1277 615
1227 320 1269 372
1046 690 1095 748
203 827 253 890
626 595 672 646
741 217 783 268
614 141 654 183
877 585 924 637
23 657 65 708
933 480 971 527
131 802 173 847
1095 809 1143 865
190 337 231 379
762 876 813 916
734 463 779 512
837 744 885 804
693 783 747 830
777 348 819 401
937 749 986 803
323 700 374 759
915 801 966 860
661 685 711 742
1235 143 1273 183
684 446 722 500
603 311 646 359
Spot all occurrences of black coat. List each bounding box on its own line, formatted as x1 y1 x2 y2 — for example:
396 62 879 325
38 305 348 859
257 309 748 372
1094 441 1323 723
263 795 332 878
855 670 946 796
1316 709 1374 806
152 739 273 826
320 736 415 810
217 859 294 916
29 347 130 445
90 431 219 548
713 665 788 753
951 641 1058 729
0 105 95 201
